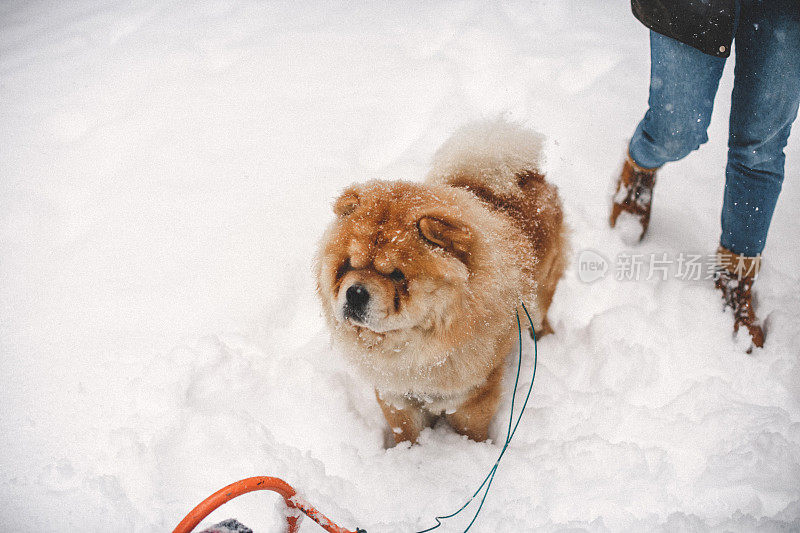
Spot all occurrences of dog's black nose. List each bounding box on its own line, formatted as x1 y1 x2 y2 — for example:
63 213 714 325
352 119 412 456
344 284 370 321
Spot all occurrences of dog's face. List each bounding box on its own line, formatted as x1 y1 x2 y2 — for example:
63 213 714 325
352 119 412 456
317 181 474 342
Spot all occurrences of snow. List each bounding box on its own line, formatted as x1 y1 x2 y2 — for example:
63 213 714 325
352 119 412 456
613 211 646 247
1 1 799 532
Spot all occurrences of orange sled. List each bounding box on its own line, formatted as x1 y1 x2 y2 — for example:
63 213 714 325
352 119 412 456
173 476 365 533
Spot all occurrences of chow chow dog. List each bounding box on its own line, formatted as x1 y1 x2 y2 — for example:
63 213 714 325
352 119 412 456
315 120 567 444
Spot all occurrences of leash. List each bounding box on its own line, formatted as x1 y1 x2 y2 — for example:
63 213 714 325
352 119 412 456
414 301 538 532
172 302 538 533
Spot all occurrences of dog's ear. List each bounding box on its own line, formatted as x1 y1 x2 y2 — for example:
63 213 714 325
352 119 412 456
418 216 473 261
333 189 359 217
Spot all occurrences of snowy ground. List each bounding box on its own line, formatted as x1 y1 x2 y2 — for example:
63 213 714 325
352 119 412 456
2 1 799 532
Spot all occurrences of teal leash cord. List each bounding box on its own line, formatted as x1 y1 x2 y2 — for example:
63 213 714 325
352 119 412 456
415 301 539 533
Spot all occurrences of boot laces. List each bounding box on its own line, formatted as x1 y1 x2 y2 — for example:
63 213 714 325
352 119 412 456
622 169 654 211
715 268 756 323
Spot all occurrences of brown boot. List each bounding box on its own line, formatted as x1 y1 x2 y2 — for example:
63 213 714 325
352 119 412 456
714 245 765 351
609 154 659 243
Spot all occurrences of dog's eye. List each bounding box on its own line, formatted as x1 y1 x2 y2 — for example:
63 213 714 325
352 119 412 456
335 258 352 281
389 269 405 282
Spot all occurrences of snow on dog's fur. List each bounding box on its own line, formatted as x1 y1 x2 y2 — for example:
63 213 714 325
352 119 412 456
316 120 568 444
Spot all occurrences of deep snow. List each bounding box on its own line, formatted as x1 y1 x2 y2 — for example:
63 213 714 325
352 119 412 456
1 1 799 532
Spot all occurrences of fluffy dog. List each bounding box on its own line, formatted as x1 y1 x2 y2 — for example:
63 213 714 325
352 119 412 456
315 120 567 444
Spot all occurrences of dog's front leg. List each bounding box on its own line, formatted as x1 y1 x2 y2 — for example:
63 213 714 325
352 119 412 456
375 391 431 445
446 365 504 442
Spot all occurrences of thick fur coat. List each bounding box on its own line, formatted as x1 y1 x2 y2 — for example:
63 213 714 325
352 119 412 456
315 120 567 443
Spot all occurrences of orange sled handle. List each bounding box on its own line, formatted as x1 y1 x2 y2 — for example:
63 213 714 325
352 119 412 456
172 476 363 533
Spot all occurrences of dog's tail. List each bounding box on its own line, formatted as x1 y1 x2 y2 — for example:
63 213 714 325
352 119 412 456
425 118 546 198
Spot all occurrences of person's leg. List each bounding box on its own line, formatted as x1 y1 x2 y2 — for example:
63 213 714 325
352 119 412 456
720 0 800 256
715 0 800 350
629 31 727 169
612 31 728 242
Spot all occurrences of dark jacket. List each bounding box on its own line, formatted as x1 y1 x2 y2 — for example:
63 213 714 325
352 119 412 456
631 0 738 58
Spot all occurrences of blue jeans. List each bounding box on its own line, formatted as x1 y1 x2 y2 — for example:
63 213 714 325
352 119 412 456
628 0 800 256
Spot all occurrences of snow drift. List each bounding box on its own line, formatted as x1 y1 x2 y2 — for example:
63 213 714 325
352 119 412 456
1 1 799 532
